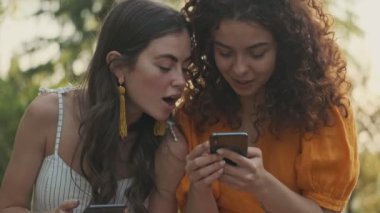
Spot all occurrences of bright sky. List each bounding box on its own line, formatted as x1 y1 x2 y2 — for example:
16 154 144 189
346 0 380 97
0 0 61 78
0 0 379 94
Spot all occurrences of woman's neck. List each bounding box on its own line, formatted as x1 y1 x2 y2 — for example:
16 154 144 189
239 89 264 117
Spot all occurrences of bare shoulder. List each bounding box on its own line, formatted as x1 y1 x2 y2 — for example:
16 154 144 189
24 92 59 126
13 92 61 152
0 92 61 209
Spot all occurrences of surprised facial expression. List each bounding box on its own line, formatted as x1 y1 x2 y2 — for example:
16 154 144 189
125 30 191 121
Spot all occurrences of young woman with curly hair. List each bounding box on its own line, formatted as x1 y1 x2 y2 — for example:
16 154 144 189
174 0 359 212
0 0 190 212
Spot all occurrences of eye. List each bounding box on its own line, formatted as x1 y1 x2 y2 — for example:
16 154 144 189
215 47 232 58
155 57 175 73
158 66 171 72
250 50 266 59
249 46 271 59
218 50 232 58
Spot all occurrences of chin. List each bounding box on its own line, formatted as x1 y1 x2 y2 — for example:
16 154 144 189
152 113 170 121
234 91 254 97
233 87 259 97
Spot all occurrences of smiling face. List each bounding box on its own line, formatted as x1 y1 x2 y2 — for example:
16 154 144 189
124 30 191 122
213 20 277 99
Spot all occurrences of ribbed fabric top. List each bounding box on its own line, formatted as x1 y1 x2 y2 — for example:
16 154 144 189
31 88 130 213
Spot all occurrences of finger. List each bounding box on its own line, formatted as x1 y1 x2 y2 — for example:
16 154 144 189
222 163 242 176
222 164 251 184
219 173 244 188
186 142 210 161
216 149 247 167
188 160 225 182
196 168 224 186
58 199 79 211
186 154 222 173
246 147 262 158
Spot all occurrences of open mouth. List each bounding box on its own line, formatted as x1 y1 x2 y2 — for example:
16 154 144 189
233 79 254 87
162 95 180 106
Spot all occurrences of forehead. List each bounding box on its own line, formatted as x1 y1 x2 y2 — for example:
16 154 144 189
213 19 274 45
141 30 191 57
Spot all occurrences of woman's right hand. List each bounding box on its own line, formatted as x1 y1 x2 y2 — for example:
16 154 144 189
52 199 79 213
185 142 225 189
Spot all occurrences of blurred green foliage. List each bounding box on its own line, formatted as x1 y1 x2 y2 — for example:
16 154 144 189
0 0 379 212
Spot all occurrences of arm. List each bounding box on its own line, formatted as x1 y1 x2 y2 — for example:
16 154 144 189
0 95 50 212
0 94 79 213
184 143 224 213
253 170 338 213
217 148 340 213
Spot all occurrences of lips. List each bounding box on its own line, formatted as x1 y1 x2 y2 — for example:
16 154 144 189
162 95 181 106
233 79 254 86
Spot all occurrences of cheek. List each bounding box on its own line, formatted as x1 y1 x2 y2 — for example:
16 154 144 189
138 75 168 94
215 56 231 74
150 78 169 93
267 57 277 77
258 54 277 78
129 64 167 89
127 74 163 101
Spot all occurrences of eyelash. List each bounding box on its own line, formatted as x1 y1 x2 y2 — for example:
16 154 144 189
158 66 171 72
217 50 232 58
217 50 266 60
250 51 266 59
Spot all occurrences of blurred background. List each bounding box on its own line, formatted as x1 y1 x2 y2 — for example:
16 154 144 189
0 0 379 212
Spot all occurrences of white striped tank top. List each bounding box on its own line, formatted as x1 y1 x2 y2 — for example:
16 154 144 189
31 88 130 213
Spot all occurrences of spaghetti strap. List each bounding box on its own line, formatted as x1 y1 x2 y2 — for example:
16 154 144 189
38 87 72 156
54 90 64 156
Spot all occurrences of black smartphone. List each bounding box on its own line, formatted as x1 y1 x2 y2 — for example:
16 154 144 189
209 132 248 166
83 204 126 213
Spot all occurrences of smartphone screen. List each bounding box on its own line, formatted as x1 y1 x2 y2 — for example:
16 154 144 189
83 204 126 213
209 132 248 166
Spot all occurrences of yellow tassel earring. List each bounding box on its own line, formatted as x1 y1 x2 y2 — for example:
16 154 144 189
154 120 166 136
119 84 128 140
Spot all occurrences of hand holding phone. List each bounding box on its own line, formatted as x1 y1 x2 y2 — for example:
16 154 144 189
83 204 127 213
209 132 248 166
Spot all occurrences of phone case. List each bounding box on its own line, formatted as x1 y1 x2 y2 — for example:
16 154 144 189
209 132 248 166
83 204 126 213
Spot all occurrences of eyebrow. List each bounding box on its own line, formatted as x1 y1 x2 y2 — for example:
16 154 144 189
214 41 270 50
155 54 191 63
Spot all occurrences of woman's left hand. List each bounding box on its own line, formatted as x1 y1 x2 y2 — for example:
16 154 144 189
217 146 268 195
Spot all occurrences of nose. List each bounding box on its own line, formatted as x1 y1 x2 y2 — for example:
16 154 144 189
232 54 249 76
171 68 186 89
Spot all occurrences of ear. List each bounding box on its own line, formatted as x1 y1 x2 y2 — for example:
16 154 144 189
106 50 126 84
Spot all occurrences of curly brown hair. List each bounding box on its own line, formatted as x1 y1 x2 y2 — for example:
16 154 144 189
181 0 350 137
